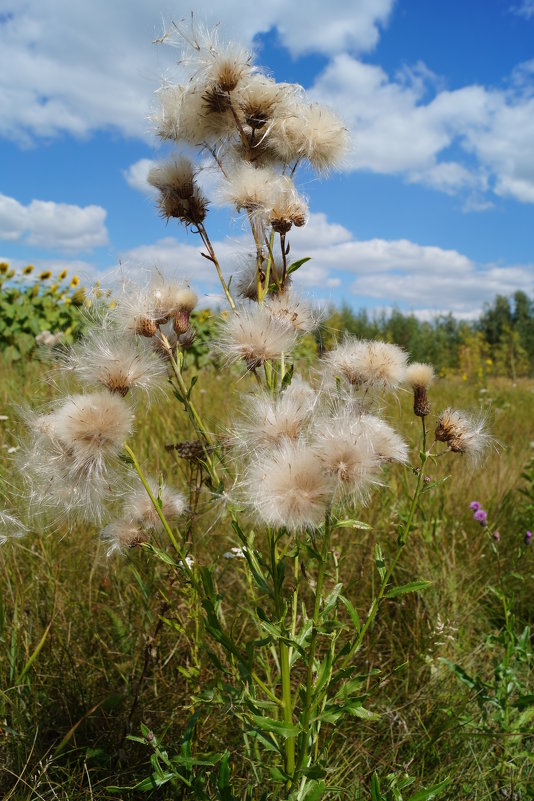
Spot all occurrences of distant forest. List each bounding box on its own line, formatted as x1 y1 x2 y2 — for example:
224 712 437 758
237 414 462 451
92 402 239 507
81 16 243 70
318 290 534 379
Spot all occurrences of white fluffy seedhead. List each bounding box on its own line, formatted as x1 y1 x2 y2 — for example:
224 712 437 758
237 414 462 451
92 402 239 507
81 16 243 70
324 338 407 391
126 479 187 532
232 383 316 450
0 510 27 544
101 519 147 556
266 291 318 333
435 408 493 464
219 163 281 213
243 440 335 531
405 362 434 389
44 392 134 477
357 414 409 464
270 101 349 172
216 305 298 369
17 424 128 526
311 413 382 503
148 156 197 198
63 330 168 398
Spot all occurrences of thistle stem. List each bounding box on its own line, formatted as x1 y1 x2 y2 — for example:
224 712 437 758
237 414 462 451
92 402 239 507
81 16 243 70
269 531 295 780
294 511 332 777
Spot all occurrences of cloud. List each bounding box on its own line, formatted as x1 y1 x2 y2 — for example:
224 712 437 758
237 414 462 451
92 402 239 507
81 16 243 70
511 0 534 19
311 55 534 204
115 213 534 318
0 193 108 249
290 214 534 317
123 158 157 194
0 0 394 143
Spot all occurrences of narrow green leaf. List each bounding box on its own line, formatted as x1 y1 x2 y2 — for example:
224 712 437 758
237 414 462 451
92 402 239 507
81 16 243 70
339 595 361 634
385 580 432 599
250 715 300 738
406 778 450 801
371 772 383 801
374 544 386 580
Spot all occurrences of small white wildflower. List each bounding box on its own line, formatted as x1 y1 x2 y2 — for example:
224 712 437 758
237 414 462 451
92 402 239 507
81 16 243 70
223 546 247 559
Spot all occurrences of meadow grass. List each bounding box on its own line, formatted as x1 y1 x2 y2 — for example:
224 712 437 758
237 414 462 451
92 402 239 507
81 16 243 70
0 355 533 800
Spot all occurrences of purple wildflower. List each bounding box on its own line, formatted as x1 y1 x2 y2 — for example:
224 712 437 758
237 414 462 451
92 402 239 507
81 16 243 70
492 530 500 542
473 508 487 525
469 501 481 511
525 530 532 545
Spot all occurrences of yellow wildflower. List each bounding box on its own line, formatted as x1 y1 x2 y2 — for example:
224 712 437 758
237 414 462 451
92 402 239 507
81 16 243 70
70 275 80 287
39 271 52 280
0 262 9 275
58 269 68 280
22 264 34 275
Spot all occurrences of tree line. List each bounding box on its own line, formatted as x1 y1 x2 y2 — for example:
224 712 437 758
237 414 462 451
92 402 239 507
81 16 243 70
318 290 534 379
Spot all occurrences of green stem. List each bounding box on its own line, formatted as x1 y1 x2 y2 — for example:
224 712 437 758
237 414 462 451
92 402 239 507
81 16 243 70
340 416 428 669
269 531 295 779
294 512 332 776
124 444 195 584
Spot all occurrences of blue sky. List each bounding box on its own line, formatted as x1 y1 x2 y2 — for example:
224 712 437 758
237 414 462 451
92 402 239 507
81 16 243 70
1 0 533 318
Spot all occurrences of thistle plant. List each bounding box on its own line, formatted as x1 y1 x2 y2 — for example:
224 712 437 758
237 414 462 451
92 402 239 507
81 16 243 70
12 20 496 800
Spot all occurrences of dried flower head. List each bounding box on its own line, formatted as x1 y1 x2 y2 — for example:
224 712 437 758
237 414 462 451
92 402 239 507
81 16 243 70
233 385 315 450
151 277 198 333
266 291 317 333
219 163 281 213
271 101 349 172
237 75 295 130
148 156 197 198
357 414 409 464
312 413 381 502
216 306 297 369
243 440 334 531
101 519 147 556
268 178 308 233
435 408 492 463
324 338 407 391
44 392 134 476
406 362 434 417
126 480 186 531
64 330 168 397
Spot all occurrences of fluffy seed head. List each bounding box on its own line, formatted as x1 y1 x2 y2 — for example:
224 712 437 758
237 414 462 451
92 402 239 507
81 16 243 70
237 76 295 130
0 510 27 544
151 277 198 332
405 362 434 389
233 385 315 450
46 392 133 473
268 178 308 232
324 338 407 390
64 331 168 397
127 480 187 531
243 440 334 531
271 101 349 172
266 291 317 333
435 408 493 463
357 414 409 464
101 520 147 556
216 306 298 369
148 156 196 198
219 163 281 212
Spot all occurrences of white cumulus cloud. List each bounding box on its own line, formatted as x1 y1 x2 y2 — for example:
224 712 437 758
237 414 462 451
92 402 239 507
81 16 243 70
0 193 108 249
